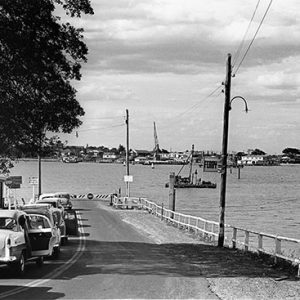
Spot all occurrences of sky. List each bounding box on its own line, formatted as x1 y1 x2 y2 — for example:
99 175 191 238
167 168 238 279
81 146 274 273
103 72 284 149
58 0 300 154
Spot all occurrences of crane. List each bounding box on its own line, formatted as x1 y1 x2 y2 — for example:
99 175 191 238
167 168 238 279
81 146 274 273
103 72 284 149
153 122 160 160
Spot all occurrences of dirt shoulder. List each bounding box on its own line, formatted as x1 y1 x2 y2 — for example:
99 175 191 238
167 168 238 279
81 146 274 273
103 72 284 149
97 202 300 300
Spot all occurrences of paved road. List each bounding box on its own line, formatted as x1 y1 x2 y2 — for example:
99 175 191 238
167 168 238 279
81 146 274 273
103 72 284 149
0 199 217 299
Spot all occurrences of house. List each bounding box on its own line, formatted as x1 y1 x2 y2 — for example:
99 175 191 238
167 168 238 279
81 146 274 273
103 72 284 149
132 150 152 163
240 155 264 165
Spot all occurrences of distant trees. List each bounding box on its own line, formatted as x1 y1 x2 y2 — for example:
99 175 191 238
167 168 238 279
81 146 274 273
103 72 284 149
282 148 300 155
0 0 93 168
251 149 266 155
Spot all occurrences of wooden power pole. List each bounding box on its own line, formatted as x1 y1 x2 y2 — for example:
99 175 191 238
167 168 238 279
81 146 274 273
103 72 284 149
218 53 232 247
125 109 130 197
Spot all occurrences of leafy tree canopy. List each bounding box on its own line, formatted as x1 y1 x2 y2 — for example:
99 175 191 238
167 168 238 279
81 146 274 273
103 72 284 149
0 0 93 156
251 148 266 155
282 148 300 155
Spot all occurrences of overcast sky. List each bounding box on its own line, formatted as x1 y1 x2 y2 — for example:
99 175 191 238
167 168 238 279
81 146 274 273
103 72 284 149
59 0 300 154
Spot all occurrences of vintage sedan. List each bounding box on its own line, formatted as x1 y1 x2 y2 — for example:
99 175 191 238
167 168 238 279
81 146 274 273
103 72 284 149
53 192 73 210
0 210 44 275
20 204 62 257
36 197 63 209
38 192 73 210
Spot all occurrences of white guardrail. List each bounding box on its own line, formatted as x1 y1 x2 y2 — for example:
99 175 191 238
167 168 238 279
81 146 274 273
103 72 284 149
113 195 300 276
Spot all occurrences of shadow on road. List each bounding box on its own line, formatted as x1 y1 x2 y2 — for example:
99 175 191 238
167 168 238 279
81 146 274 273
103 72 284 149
0 286 64 299
62 239 291 280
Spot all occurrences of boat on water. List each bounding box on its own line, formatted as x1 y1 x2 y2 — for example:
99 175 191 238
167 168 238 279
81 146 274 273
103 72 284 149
165 145 217 189
165 175 216 188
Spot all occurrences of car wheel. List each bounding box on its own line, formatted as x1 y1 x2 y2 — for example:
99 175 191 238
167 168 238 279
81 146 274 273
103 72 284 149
12 252 25 276
36 256 44 267
52 246 60 259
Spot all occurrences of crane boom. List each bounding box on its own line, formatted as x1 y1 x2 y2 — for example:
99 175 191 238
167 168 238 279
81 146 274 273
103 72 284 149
153 122 160 160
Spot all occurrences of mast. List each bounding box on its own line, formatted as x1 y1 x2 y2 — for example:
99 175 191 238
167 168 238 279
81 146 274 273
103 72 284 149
188 144 194 182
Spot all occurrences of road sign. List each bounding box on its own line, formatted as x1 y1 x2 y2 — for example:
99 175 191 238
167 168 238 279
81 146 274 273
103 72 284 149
9 183 21 189
124 175 133 182
5 176 22 188
29 177 38 185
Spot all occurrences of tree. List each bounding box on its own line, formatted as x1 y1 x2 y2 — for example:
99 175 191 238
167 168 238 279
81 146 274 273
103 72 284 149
282 148 300 156
0 0 93 158
251 149 266 155
117 144 126 155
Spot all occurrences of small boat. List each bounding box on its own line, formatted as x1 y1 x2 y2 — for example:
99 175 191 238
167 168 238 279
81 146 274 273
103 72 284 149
165 176 217 189
165 145 216 189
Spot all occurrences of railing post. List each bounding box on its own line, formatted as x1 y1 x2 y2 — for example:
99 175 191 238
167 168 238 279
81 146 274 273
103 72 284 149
232 227 237 249
212 223 215 242
196 218 199 235
245 231 249 252
161 203 164 221
275 237 281 264
204 221 208 233
258 234 263 254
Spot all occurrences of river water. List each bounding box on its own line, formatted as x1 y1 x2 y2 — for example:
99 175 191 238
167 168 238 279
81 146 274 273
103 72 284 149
8 160 300 240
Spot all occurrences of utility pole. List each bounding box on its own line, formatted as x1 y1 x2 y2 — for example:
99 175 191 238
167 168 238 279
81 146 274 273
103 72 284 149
38 153 41 197
125 109 130 197
218 53 232 247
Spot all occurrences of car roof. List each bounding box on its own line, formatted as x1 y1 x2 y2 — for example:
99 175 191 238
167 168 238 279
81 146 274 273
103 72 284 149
37 197 61 202
40 193 56 198
0 210 26 219
21 205 53 218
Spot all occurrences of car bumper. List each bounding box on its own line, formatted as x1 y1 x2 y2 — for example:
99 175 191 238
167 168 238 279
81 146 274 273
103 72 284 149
0 256 17 263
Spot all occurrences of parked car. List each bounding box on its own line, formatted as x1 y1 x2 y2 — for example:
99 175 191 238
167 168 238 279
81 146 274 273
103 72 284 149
36 197 64 209
64 209 79 236
0 210 44 275
53 192 73 210
20 204 61 258
38 192 73 210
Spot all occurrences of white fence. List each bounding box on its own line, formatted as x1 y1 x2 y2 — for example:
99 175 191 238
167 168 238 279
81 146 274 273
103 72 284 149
113 195 300 275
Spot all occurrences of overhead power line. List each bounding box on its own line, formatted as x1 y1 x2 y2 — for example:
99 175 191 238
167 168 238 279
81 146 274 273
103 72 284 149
232 0 261 67
77 123 125 133
174 84 223 120
233 0 273 76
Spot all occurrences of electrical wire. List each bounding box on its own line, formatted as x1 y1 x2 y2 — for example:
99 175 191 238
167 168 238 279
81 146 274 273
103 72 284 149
232 0 261 67
174 84 223 120
233 0 273 76
76 123 125 133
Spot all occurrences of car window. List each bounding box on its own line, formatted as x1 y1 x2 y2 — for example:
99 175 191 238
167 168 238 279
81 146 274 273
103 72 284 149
0 217 18 231
28 215 51 229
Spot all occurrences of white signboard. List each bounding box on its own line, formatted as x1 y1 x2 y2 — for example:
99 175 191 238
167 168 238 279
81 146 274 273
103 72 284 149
124 175 133 182
29 177 38 185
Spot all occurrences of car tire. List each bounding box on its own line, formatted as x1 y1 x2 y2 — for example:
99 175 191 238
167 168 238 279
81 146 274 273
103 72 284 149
52 246 60 259
36 256 44 267
12 252 25 276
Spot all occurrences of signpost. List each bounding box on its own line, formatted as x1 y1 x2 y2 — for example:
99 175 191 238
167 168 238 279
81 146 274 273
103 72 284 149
124 175 133 197
29 177 38 202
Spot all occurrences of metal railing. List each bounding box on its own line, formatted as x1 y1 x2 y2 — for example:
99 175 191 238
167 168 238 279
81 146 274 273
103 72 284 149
112 195 300 276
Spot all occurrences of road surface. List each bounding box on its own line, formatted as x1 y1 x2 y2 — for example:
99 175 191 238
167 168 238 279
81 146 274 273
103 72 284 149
0 199 217 299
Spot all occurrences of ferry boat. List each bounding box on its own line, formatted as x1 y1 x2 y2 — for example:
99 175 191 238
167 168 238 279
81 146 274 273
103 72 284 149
165 145 216 189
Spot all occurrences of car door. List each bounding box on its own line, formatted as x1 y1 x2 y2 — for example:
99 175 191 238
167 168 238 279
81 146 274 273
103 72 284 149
27 214 54 256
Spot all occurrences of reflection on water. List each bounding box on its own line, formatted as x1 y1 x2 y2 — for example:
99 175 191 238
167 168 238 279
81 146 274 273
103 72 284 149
9 161 300 239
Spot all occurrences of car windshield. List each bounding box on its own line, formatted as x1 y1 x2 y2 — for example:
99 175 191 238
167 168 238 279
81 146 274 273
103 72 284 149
28 215 51 229
0 217 18 231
